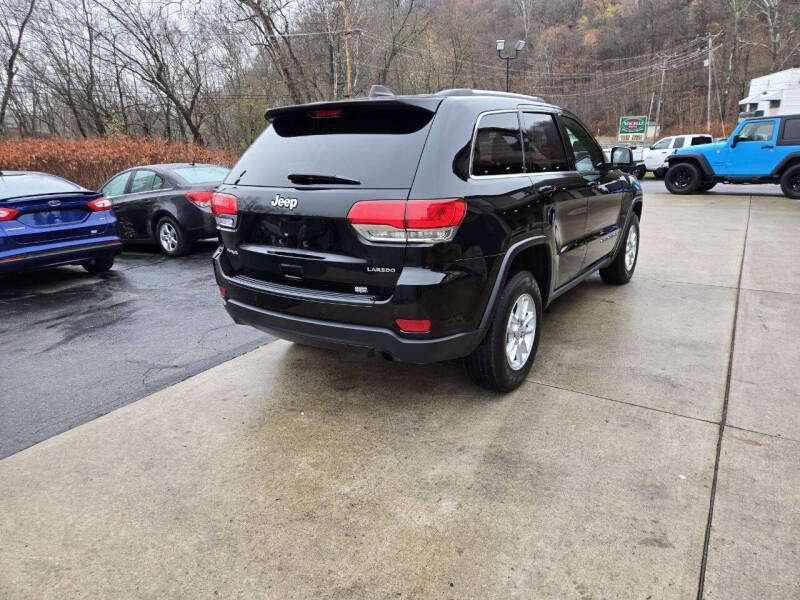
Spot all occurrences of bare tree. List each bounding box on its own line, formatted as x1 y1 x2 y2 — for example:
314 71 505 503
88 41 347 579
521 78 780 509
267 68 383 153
719 0 754 121
746 0 800 71
94 0 209 143
232 0 316 103
0 0 36 133
375 0 426 86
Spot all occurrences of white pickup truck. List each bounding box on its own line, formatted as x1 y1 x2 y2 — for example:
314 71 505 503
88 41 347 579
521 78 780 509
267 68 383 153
643 134 713 177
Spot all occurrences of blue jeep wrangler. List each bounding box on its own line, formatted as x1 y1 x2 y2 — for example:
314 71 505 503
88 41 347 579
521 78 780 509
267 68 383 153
664 114 800 198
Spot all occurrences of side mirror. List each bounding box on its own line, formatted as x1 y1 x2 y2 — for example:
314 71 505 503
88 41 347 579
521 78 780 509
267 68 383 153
732 135 744 148
611 147 633 167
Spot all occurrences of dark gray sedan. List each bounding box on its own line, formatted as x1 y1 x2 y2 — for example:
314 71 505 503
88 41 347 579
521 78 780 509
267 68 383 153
99 163 229 256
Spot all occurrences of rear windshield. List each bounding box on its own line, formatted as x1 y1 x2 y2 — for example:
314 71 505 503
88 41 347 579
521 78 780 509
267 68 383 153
228 104 437 189
172 166 229 184
0 173 82 200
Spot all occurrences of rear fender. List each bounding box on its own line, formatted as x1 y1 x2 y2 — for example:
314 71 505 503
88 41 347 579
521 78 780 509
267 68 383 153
476 235 550 332
770 152 800 176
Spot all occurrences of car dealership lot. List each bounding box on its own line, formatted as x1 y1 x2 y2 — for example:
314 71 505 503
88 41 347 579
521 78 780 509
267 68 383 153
1 193 799 598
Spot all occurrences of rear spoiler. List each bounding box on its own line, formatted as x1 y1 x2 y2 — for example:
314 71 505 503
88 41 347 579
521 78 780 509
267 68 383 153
264 97 442 122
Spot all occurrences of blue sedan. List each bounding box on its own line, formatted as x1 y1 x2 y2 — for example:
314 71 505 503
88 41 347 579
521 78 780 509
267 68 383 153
0 171 121 275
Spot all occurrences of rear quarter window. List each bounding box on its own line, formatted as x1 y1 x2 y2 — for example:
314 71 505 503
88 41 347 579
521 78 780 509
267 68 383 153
471 112 524 176
781 118 800 143
229 104 437 189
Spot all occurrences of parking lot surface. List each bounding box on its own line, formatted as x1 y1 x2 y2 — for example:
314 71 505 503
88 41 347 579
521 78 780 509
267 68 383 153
0 242 271 458
640 178 782 197
1 193 799 598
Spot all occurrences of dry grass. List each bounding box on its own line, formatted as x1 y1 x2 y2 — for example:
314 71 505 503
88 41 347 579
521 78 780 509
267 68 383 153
660 122 736 138
0 136 238 190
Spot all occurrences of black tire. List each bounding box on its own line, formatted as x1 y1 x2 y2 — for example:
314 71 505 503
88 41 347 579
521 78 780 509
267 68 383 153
82 255 115 273
155 215 191 257
464 270 542 392
652 168 666 179
633 164 646 180
780 164 800 199
698 181 717 192
665 162 701 194
599 213 639 285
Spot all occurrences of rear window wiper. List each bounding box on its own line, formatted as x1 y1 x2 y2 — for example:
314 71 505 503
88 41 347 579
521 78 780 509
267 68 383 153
288 173 360 185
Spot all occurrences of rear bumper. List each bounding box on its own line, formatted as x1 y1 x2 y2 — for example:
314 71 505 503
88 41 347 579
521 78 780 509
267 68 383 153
214 250 483 364
0 238 122 274
223 296 481 364
183 209 217 240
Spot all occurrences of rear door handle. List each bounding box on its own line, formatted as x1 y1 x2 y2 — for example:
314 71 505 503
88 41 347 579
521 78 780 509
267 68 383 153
761 145 774 149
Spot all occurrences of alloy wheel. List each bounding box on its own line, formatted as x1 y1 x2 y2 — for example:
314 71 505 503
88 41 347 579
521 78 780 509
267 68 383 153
505 292 537 371
625 225 638 271
159 221 178 252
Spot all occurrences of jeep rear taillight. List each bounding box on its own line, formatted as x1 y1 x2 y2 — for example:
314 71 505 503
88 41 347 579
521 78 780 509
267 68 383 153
211 192 238 228
347 198 465 243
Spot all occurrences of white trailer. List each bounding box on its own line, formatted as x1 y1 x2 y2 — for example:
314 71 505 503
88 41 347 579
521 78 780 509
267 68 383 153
739 68 800 118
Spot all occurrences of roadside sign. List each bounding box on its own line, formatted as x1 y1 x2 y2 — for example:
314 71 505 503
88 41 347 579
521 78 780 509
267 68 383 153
619 115 648 142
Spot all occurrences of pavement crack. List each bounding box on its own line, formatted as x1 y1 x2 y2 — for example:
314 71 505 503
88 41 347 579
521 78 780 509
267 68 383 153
725 424 800 445
696 194 752 600
524 378 718 426
638 276 738 291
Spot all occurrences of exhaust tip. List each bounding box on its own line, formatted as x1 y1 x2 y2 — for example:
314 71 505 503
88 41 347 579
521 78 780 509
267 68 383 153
379 351 396 362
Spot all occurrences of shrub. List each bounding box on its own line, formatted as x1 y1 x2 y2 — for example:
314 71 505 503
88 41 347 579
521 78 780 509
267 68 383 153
0 136 238 190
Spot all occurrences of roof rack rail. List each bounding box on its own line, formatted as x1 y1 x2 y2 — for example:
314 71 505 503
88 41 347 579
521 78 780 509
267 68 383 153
435 88 545 103
369 84 395 97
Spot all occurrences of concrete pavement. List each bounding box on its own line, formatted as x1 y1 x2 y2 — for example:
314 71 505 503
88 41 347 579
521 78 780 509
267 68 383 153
1 193 798 599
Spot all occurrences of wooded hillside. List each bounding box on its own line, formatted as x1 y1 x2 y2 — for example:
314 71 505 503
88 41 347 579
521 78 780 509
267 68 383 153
2 0 798 149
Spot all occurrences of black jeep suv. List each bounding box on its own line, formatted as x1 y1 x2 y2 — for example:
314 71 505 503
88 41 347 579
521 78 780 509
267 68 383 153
212 89 643 391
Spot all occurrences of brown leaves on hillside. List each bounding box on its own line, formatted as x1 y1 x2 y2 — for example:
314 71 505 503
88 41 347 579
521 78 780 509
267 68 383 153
0 137 238 190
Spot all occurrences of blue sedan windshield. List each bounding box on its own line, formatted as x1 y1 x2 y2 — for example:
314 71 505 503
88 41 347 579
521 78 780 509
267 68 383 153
0 173 82 200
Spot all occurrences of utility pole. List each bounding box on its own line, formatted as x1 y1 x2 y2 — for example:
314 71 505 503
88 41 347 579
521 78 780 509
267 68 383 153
343 0 353 98
707 34 713 133
653 59 666 143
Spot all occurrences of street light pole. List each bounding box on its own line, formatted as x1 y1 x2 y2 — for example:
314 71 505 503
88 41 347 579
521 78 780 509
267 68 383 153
496 40 526 93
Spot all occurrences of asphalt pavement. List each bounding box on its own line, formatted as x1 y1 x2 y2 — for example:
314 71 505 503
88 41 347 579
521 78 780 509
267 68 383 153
0 241 272 458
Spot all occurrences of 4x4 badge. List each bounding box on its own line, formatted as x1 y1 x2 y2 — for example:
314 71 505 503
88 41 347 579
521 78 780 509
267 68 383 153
271 194 298 210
